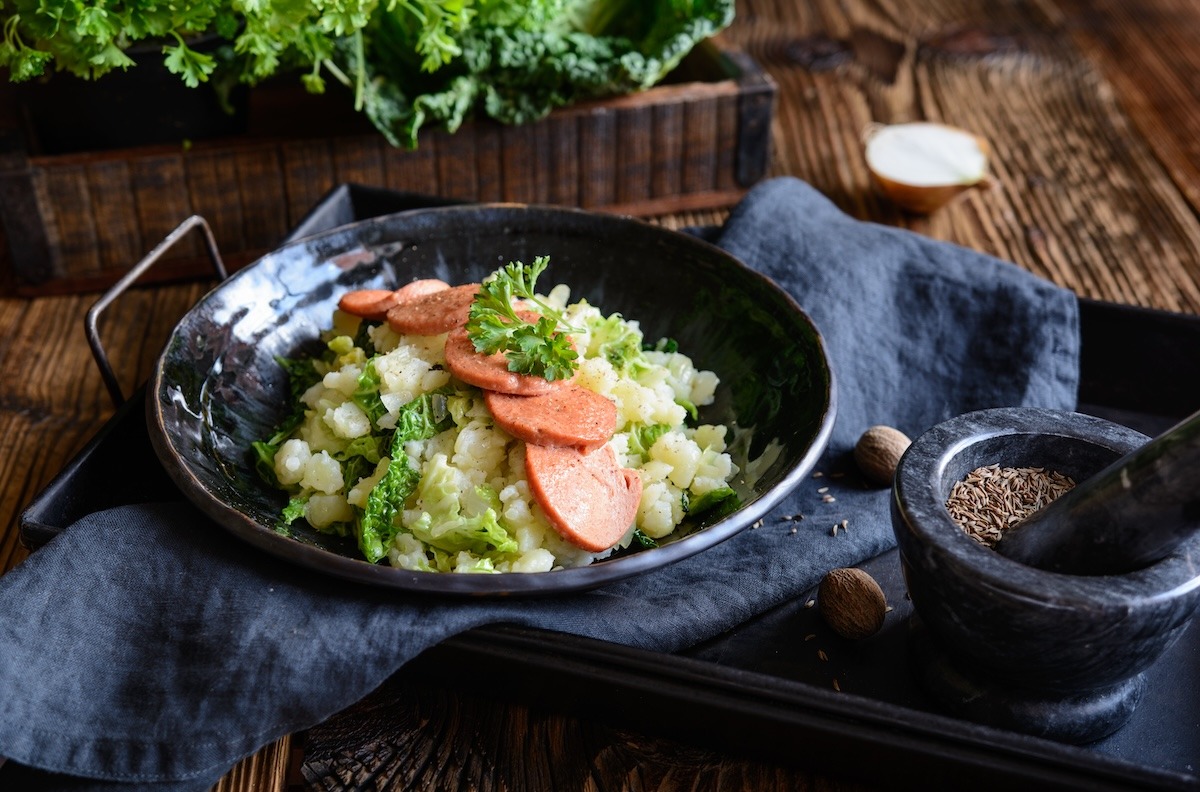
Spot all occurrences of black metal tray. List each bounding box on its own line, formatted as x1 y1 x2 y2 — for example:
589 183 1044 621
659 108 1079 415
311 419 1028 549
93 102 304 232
19 185 1200 791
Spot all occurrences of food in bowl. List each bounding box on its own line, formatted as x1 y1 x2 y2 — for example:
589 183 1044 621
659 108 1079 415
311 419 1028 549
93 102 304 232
252 258 740 574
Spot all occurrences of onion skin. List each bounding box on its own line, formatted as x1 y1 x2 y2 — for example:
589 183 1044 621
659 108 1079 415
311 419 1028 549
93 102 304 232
870 173 990 214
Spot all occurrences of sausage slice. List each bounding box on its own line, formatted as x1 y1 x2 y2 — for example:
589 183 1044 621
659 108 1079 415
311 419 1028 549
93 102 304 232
338 289 402 321
337 279 451 321
525 444 642 552
394 278 450 302
385 283 480 336
443 325 564 395
484 385 616 452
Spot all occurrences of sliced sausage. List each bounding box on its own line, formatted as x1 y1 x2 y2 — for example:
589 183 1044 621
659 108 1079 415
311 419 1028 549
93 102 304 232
338 289 402 320
337 279 451 321
394 278 450 302
443 325 564 395
484 385 616 452
525 444 643 552
385 283 480 336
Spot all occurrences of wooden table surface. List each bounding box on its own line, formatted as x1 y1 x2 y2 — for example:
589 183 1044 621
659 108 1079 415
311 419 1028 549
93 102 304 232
4 0 1200 789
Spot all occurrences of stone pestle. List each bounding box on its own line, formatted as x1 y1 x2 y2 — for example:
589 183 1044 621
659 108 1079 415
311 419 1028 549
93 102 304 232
995 406 1200 575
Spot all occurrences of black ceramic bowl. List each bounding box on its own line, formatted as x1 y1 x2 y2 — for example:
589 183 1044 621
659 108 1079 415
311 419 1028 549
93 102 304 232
147 204 835 595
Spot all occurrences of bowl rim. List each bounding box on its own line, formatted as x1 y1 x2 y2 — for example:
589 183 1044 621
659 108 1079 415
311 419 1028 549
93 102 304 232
147 202 838 596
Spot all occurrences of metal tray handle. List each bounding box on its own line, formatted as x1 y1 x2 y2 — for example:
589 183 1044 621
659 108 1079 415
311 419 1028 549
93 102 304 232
85 216 227 408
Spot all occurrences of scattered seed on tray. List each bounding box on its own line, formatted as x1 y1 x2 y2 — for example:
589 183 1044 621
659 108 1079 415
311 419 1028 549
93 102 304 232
804 599 816 609
817 486 829 494
832 679 842 692
804 633 817 641
818 649 829 662
945 463 1075 547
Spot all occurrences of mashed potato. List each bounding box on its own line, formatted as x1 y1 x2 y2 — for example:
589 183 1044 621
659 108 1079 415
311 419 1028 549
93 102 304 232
260 284 738 573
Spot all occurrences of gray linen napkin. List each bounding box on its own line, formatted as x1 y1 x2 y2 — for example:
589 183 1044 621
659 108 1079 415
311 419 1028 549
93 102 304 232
0 177 1079 789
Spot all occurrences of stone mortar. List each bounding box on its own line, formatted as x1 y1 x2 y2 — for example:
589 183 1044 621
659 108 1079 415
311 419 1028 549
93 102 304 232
891 407 1200 743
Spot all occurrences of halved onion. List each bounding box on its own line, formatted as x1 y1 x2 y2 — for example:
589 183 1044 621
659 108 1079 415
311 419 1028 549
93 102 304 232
864 122 991 214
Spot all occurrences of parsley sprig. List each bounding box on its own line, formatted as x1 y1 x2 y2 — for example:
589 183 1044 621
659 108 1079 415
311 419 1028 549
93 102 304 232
466 256 580 381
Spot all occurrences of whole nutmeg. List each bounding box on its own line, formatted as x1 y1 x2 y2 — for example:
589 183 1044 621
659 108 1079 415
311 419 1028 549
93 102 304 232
853 425 912 486
818 567 888 640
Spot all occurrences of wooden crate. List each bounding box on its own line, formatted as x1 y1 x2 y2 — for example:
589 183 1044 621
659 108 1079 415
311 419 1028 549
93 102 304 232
0 42 774 296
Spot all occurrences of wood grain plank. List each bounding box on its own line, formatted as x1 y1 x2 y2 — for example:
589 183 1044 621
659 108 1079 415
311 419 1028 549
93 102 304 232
546 114 581 207
432 126 479 201
85 160 143 275
681 96 720 195
473 122 505 202
185 151 247 259
651 101 685 199
578 108 617 208
42 165 100 277
131 154 199 265
382 139 439 197
281 139 336 228
501 121 550 204
615 105 653 207
332 134 386 189
233 146 288 250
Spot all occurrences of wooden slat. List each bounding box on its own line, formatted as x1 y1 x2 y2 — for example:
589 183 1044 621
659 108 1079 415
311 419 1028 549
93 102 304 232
185 151 248 259
131 153 199 264
382 138 439 197
86 160 144 274
42 165 100 277
282 139 337 227
578 108 617 208
433 125 479 201
651 101 685 199
546 114 581 207
331 134 385 190
473 122 505 202
682 96 720 195
233 146 288 249
615 105 654 207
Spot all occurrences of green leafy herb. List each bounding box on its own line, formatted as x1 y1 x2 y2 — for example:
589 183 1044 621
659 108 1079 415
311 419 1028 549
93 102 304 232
2 1 734 149
466 255 580 381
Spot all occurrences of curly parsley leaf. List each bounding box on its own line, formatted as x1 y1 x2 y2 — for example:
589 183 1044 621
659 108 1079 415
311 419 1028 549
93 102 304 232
465 256 580 381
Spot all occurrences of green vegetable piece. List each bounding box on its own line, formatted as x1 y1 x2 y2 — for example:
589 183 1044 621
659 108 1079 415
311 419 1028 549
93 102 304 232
275 497 309 535
352 359 388 428
590 312 649 376
627 423 671 462
407 455 518 559
357 390 454 563
251 440 283 488
687 486 740 519
631 529 659 549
